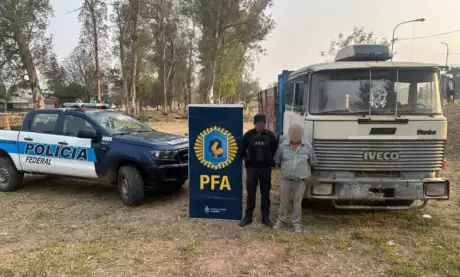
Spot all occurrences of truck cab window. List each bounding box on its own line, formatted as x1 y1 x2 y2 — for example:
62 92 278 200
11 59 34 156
30 113 59 134
63 115 95 137
294 83 303 106
285 82 295 108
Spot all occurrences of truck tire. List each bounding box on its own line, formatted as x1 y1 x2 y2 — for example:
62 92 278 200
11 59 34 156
0 156 24 192
117 166 145 206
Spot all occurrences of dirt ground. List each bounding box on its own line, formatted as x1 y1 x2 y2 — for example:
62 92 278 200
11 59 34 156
1 106 460 277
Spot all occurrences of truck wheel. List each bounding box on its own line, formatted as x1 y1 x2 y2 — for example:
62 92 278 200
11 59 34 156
117 166 145 206
0 156 24 192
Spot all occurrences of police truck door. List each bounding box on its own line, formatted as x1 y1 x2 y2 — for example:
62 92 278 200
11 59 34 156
54 114 98 178
18 112 61 174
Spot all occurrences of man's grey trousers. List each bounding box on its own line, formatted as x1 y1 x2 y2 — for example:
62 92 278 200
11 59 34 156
277 178 307 225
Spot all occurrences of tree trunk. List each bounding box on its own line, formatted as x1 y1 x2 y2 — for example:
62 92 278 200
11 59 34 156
206 31 220 104
13 28 44 109
161 1 167 116
87 0 102 103
115 4 130 113
186 23 195 110
130 53 138 115
129 0 140 115
207 57 217 104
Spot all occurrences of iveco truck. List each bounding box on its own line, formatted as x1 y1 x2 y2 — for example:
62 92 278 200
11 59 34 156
258 44 452 209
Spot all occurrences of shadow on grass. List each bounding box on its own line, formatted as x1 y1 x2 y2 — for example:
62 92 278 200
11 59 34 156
16 175 188 208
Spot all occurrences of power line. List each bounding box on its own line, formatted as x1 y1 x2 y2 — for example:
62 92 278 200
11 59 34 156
398 43 445 56
398 29 460 41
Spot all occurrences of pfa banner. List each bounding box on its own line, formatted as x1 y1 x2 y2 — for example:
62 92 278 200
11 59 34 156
188 104 243 220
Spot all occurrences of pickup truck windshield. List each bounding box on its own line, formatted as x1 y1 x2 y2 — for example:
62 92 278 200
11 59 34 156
309 68 442 115
88 112 152 134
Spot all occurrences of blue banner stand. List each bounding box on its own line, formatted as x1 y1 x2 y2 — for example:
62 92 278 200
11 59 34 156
188 104 243 220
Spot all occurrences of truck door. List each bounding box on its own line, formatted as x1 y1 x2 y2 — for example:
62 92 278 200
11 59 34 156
54 114 100 178
18 111 61 174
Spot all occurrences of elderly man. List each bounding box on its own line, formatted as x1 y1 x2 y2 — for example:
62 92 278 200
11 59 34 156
273 124 318 233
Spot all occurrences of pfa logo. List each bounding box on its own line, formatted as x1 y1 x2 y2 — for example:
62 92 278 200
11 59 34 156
194 126 237 170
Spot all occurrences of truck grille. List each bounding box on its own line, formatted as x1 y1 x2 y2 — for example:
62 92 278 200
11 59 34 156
176 148 189 163
313 139 445 171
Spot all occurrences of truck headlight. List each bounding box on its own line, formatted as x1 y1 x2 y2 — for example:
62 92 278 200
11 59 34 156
151 150 177 160
425 182 448 197
312 183 333 195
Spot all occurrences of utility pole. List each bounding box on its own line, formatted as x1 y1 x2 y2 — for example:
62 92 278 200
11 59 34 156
391 18 426 61
441 42 449 67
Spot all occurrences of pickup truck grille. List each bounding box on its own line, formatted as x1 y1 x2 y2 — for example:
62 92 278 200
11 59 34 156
313 139 445 171
176 148 189 163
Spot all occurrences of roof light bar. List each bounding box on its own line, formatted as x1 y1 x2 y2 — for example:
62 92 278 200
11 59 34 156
63 102 110 109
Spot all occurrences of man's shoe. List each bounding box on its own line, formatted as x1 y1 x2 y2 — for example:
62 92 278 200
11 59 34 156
239 217 253 227
273 220 283 230
261 218 273 228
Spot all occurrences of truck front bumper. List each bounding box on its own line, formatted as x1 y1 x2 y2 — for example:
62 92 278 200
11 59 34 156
306 177 450 209
145 162 188 185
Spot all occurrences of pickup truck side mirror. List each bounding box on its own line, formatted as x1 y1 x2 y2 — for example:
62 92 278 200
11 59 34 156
77 128 101 142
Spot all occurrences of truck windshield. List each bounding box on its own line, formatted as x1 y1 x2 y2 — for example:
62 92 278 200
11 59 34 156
309 68 442 115
88 112 152 134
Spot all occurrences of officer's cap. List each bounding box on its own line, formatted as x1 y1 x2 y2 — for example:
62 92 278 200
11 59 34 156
253 114 266 124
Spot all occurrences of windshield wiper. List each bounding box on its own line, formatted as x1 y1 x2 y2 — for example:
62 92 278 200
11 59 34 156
113 130 151 135
318 110 368 116
129 130 152 133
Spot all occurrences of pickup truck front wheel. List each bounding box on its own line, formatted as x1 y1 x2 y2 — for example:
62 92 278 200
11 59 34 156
0 156 24 192
118 166 145 206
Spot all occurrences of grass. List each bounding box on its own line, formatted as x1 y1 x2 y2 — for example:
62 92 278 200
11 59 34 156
1 104 460 276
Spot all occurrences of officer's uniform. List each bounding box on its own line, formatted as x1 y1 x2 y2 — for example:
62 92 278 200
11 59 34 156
239 114 278 227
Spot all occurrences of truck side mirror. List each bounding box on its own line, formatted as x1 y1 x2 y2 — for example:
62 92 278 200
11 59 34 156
77 128 101 142
446 79 455 103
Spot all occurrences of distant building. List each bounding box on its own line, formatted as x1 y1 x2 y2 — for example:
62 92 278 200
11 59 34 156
0 88 59 111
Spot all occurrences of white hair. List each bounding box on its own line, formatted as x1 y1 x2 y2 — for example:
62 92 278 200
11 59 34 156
288 124 304 139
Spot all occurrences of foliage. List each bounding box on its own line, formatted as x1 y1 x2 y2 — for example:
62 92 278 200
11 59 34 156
0 0 272 111
0 0 54 107
320 26 390 58
183 0 274 103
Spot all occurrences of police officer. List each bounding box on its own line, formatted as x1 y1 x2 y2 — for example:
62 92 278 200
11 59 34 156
239 114 278 228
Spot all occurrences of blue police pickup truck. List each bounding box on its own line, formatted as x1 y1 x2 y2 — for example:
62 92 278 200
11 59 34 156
0 104 189 206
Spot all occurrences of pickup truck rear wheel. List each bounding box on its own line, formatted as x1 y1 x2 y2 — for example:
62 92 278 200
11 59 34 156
0 156 24 192
118 166 145 206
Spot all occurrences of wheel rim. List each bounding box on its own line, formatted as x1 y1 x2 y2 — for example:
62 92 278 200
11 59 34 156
121 177 129 198
0 166 10 185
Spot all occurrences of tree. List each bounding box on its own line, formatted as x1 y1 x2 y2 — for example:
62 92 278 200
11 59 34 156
0 0 54 108
127 0 141 115
43 53 66 94
112 0 130 112
183 0 274 103
320 26 390 58
62 44 96 102
185 21 195 110
79 0 109 103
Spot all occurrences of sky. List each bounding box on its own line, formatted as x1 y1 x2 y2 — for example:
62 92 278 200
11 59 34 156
49 0 460 88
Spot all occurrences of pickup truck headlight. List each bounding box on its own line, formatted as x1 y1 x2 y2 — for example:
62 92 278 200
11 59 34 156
151 150 177 160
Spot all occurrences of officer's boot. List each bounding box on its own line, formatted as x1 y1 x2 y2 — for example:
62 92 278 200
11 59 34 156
239 216 253 227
